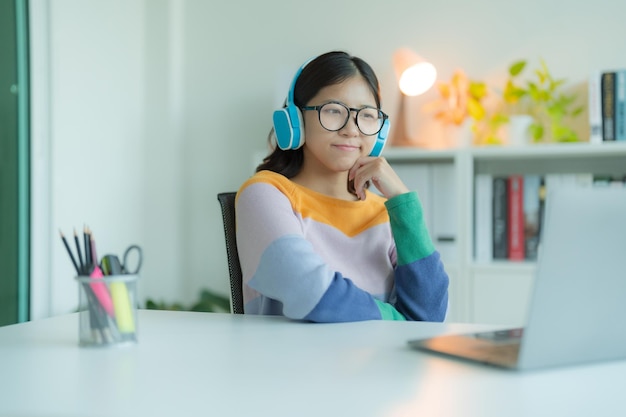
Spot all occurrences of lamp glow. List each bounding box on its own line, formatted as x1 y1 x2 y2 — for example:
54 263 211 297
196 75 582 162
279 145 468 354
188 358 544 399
398 62 437 96
393 48 437 97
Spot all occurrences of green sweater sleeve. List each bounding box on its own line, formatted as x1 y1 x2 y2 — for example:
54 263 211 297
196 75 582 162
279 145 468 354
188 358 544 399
375 299 407 321
384 191 435 266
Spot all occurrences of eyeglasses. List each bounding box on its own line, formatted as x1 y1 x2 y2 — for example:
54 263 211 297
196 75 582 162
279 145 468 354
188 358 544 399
301 101 388 136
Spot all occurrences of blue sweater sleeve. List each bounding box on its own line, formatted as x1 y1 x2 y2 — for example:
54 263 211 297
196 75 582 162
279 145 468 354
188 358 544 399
246 234 406 322
303 274 406 322
385 192 449 321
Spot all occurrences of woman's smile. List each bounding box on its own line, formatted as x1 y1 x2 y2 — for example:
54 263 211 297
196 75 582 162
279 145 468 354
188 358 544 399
332 143 361 152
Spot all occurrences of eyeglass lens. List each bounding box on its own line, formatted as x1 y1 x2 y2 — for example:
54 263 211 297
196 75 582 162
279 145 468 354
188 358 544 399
317 102 384 135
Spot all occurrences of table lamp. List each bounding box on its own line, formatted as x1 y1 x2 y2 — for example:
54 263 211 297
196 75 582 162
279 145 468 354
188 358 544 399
389 48 437 146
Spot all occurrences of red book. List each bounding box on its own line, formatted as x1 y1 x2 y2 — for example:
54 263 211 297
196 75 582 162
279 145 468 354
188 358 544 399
507 175 525 261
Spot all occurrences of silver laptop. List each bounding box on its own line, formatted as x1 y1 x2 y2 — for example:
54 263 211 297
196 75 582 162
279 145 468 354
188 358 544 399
408 186 626 370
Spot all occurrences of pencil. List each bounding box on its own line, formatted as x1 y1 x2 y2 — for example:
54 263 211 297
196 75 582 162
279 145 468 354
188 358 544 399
90 231 98 266
59 229 80 275
74 228 85 275
84 225 91 272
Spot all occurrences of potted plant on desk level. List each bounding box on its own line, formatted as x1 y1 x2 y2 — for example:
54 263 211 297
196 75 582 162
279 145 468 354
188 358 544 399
145 288 230 313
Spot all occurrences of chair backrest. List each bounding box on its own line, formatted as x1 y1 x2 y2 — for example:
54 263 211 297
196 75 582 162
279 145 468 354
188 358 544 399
217 192 244 314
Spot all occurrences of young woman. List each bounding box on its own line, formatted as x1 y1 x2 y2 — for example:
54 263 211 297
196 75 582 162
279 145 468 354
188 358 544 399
235 51 449 322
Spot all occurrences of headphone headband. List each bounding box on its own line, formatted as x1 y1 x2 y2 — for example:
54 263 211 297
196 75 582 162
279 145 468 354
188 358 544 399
286 57 314 107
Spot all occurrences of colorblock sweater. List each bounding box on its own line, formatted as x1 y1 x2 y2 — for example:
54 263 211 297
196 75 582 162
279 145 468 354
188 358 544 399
235 170 449 322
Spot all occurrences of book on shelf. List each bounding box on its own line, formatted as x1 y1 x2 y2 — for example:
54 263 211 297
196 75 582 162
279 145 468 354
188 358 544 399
523 175 542 261
492 176 508 260
537 177 547 245
589 71 603 143
474 174 493 262
618 71 626 141
601 72 616 142
507 175 525 261
473 172 617 263
590 69 626 142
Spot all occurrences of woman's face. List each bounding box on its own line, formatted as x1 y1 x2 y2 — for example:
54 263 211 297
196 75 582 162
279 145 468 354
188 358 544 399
301 75 379 174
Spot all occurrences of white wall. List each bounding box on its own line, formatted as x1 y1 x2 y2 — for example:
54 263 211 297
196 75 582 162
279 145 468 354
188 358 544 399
31 0 626 317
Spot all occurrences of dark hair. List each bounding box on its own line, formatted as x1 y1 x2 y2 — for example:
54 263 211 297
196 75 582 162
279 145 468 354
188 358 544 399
256 51 382 178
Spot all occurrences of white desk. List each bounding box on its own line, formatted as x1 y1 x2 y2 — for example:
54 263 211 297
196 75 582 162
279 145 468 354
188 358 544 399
1 310 624 417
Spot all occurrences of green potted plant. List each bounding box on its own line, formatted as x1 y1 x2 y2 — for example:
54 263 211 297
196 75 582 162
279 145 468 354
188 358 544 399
500 59 584 143
145 288 230 313
427 59 584 146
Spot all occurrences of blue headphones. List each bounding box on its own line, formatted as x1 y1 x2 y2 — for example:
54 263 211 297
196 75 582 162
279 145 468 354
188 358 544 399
272 58 390 157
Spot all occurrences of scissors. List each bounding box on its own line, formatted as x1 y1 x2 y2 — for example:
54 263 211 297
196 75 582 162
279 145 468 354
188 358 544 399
100 245 143 275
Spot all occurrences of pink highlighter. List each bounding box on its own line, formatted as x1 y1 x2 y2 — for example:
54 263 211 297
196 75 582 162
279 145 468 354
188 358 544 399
89 266 115 317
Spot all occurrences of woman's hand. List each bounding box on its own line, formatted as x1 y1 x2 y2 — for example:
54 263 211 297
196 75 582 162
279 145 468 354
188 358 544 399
348 156 410 200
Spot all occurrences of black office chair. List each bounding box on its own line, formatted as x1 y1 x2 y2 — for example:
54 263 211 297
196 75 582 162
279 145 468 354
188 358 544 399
217 192 244 314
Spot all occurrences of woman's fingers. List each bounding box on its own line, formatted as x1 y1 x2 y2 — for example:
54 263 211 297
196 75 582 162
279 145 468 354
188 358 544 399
350 157 409 200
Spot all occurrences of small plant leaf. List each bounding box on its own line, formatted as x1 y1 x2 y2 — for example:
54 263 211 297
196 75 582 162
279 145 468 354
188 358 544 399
509 60 526 76
467 97 486 120
572 106 584 117
469 81 487 100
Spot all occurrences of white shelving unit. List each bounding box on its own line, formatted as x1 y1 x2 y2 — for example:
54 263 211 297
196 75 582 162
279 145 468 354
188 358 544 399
384 142 626 325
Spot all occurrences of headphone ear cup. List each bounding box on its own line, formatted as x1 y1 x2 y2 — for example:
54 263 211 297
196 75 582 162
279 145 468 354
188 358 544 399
273 105 305 150
273 108 292 150
289 106 305 149
369 118 390 157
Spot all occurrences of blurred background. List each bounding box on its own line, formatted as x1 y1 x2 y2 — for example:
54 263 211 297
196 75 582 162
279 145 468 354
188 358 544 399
15 0 626 318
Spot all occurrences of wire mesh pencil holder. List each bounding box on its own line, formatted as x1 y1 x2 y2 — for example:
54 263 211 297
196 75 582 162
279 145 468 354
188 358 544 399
76 274 139 347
